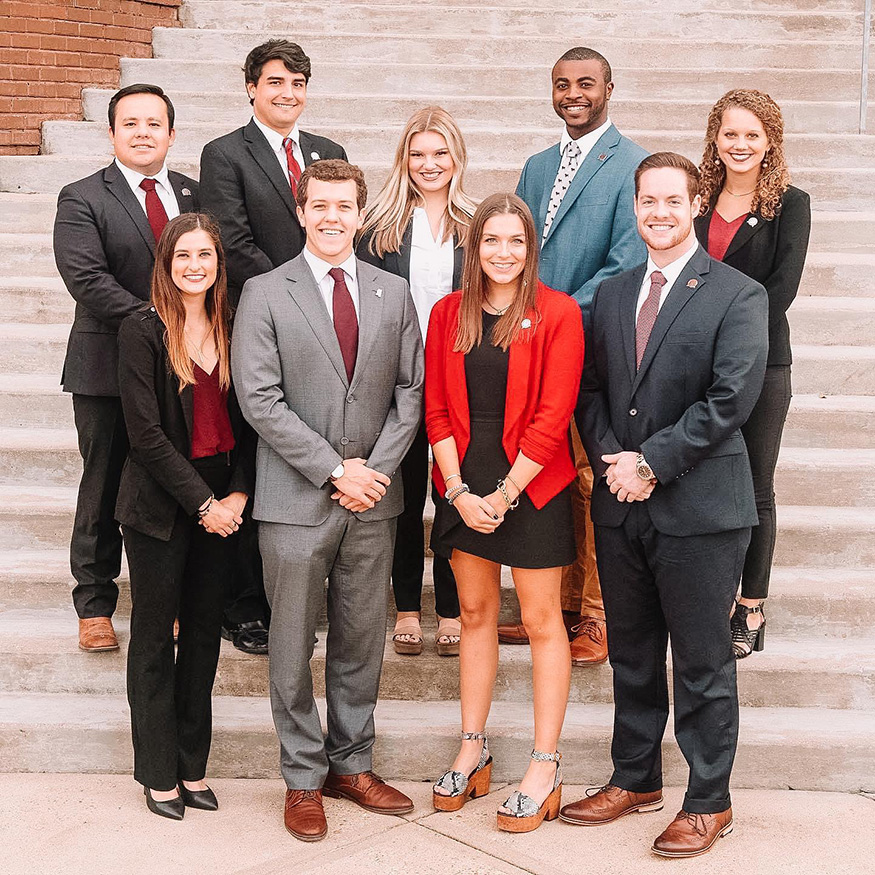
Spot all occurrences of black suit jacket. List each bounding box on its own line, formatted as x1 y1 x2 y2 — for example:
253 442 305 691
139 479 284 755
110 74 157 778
199 119 347 303
53 162 199 396
576 246 768 537
695 185 810 367
115 307 256 541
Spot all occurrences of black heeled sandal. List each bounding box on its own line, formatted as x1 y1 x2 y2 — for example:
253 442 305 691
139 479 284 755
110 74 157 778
731 602 765 659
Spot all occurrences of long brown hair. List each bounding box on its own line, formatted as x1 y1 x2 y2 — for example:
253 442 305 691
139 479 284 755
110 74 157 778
698 89 790 220
151 213 231 393
455 193 540 354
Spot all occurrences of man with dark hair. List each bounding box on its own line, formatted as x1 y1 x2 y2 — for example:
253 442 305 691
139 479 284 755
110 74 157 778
53 84 199 651
560 153 767 858
232 159 422 841
200 40 348 655
503 47 649 665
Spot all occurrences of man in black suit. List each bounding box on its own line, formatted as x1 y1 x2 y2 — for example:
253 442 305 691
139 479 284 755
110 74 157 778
53 84 199 651
199 40 347 655
560 153 767 858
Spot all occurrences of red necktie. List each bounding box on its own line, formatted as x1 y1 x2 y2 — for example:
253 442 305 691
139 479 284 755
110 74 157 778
139 178 169 243
329 267 358 382
635 270 667 370
283 137 302 197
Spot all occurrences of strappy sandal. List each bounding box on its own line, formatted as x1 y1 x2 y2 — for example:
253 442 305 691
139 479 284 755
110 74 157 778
432 732 493 811
497 749 563 833
392 616 423 655
436 616 461 657
731 601 766 659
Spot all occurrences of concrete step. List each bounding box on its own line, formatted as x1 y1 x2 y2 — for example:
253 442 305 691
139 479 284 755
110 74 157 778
783 395 875 448
185 0 867 9
800 253 875 298
0 193 58 234
0 692 870 790
773 448 875 507
0 374 71 428
788 297 875 346
0 427 79 486
810 212 875 253
772 506 875 567
0 234 58 277
0 277 73 324
0 322 67 374
792 345 875 395
0 486 75 550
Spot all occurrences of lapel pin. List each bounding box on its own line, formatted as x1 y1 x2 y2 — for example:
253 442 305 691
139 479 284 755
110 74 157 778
687 278 699 289
311 151 320 160
597 153 607 161
747 216 758 227
181 188 191 196
375 288 382 298
521 318 532 329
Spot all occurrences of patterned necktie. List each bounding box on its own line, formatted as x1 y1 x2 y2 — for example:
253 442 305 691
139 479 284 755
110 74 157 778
542 139 581 242
139 178 169 242
635 270 667 369
329 267 358 382
283 137 302 197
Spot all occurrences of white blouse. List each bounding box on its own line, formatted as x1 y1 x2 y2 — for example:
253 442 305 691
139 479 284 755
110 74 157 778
409 207 456 341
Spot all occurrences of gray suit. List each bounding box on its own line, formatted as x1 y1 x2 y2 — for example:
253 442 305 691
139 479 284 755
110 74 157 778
231 252 423 788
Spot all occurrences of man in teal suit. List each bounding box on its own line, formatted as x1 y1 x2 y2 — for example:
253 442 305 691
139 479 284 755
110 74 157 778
500 47 648 664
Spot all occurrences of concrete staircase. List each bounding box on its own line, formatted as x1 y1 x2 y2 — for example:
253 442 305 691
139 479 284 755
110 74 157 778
0 0 873 790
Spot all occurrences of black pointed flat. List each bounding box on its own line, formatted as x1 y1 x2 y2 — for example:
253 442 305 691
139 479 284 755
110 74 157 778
144 786 185 820
179 784 219 811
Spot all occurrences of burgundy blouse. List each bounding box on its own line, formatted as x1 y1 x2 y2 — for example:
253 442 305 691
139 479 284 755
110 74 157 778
707 210 748 262
190 362 235 460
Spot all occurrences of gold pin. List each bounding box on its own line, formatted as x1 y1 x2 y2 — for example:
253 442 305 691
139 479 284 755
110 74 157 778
687 278 699 288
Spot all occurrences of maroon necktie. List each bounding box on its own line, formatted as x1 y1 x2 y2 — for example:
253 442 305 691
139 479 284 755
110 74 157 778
635 270 667 369
329 267 358 382
139 178 169 243
283 137 302 197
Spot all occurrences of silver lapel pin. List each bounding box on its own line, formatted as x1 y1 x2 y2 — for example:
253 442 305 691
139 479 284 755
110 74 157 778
311 151 320 160
375 288 383 298
747 216 758 227
181 188 192 196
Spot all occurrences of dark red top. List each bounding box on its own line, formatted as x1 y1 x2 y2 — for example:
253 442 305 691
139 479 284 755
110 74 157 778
707 210 748 262
190 362 235 460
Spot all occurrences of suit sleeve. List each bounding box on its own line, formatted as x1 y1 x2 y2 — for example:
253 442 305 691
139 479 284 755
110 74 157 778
53 185 145 328
199 141 274 293
117 317 212 514
227 390 257 498
230 279 345 488
640 280 768 483
366 280 424 475
764 188 811 321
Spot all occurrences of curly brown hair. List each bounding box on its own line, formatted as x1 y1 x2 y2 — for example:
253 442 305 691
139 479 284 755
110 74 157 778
698 89 790 220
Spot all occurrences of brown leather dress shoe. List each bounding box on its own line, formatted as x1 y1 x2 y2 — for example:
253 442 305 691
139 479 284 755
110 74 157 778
323 771 414 815
569 616 608 665
497 623 529 644
651 808 733 857
559 784 664 825
284 789 327 842
78 617 119 652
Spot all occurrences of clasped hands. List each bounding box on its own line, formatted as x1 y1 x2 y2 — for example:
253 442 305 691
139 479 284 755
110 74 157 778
331 458 391 513
453 486 516 534
199 491 248 536
602 451 656 503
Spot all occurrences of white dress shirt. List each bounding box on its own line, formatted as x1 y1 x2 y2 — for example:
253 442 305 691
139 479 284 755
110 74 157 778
302 247 360 320
558 117 612 187
114 158 180 221
408 207 455 341
635 239 700 320
252 115 301 184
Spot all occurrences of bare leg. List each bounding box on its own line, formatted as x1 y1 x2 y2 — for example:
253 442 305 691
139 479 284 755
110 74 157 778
737 596 765 630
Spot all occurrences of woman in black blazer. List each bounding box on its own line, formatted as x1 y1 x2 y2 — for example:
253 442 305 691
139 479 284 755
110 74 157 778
358 106 477 657
116 213 254 818
696 89 811 658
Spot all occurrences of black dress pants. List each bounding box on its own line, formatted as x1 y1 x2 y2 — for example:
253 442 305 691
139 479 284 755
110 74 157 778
124 456 237 791
393 422 459 618
71 394 128 618
223 508 269 627
595 503 749 814
740 365 792 600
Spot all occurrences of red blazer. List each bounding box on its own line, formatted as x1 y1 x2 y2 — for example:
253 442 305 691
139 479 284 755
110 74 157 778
425 283 585 509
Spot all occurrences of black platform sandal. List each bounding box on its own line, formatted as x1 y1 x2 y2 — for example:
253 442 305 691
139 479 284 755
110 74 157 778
731 602 765 659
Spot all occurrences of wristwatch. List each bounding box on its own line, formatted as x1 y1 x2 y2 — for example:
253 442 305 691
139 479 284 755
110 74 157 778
636 453 655 481
328 462 345 483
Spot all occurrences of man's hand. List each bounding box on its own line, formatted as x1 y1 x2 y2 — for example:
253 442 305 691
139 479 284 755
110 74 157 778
602 451 656 503
330 458 391 511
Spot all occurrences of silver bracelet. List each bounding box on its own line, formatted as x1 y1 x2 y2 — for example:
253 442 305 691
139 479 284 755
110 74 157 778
447 483 470 505
496 479 519 510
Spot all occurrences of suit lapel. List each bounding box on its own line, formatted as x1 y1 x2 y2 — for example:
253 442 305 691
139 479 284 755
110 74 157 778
503 308 535 438
621 263 647 384
167 171 196 214
244 119 296 217
299 131 322 166
103 162 156 254
722 211 768 260
180 383 194 443
350 261 385 392
537 144 562 230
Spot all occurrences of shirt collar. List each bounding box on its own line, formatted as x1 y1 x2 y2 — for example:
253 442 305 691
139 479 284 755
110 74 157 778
645 239 700 291
252 114 300 153
560 117 612 155
114 157 171 192
302 246 358 285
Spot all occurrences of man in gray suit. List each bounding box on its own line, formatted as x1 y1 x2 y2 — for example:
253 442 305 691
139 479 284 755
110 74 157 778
232 159 423 841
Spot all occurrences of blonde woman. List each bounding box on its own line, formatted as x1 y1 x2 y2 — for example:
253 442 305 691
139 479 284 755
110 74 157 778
358 107 477 656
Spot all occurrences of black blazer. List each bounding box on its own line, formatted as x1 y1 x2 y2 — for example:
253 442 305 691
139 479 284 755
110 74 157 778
115 307 255 541
53 162 199 396
576 246 768 537
199 119 347 303
695 185 810 367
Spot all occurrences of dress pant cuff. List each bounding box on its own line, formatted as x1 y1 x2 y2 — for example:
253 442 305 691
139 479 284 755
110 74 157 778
327 752 372 776
682 793 732 814
610 772 663 794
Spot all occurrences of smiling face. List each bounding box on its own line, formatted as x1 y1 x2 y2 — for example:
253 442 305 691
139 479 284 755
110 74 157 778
297 178 365 263
407 130 455 196
479 213 528 291
108 93 175 177
715 106 771 178
247 58 307 135
635 167 702 264
170 228 218 298
551 59 613 139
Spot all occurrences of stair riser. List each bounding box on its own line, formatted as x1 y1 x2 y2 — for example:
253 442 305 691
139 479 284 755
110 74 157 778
181 0 871 10
788 308 875 346
0 392 71 428
783 406 875 448
0 449 80 487
0 241 57 277
0 286 73 324
792 356 875 396
0 339 65 374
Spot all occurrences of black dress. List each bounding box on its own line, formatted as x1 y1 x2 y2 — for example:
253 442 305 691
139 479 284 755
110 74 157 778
430 311 575 569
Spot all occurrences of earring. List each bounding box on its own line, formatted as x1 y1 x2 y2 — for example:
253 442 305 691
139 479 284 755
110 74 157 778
714 158 721 166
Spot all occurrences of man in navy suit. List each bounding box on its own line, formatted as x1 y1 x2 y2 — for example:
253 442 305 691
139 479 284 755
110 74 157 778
54 84 199 651
200 40 348 654
503 47 648 664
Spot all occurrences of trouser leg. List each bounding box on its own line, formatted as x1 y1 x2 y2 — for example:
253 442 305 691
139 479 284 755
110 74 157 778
392 423 427 613
223 509 268 626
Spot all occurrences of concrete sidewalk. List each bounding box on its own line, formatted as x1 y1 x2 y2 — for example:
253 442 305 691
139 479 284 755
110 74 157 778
0 775 872 875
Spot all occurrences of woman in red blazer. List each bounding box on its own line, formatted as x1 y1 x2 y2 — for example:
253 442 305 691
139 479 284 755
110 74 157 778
427 193 584 833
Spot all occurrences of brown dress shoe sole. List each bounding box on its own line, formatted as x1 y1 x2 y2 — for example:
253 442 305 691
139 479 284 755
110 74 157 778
78 640 119 652
284 820 328 842
651 820 733 857
322 786 414 815
570 655 608 666
559 796 664 825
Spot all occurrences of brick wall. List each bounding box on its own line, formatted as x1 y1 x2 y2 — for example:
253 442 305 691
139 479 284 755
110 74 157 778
0 0 181 155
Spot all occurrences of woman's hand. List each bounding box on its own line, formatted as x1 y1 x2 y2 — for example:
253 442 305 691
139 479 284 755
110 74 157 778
483 489 511 520
453 491 503 534
218 491 248 518
200 498 242 537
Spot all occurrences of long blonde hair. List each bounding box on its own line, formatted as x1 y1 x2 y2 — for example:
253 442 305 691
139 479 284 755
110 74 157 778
151 213 231 393
361 106 477 256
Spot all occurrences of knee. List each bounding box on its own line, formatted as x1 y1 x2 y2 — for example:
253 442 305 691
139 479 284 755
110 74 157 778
519 606 564 643
459 600 497 630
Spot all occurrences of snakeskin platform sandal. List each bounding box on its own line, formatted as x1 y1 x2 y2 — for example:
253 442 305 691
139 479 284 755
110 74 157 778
432 732 493 812
496 749 562 833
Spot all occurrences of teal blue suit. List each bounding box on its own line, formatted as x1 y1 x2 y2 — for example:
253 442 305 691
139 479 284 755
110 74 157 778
516 124 648 328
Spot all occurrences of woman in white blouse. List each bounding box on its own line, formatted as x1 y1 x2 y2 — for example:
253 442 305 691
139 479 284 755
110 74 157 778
358 106 477 657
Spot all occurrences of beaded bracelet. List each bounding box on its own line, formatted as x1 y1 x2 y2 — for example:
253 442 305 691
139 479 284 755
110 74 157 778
197 494 216 518
446 483 470 505
496 479 520 510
